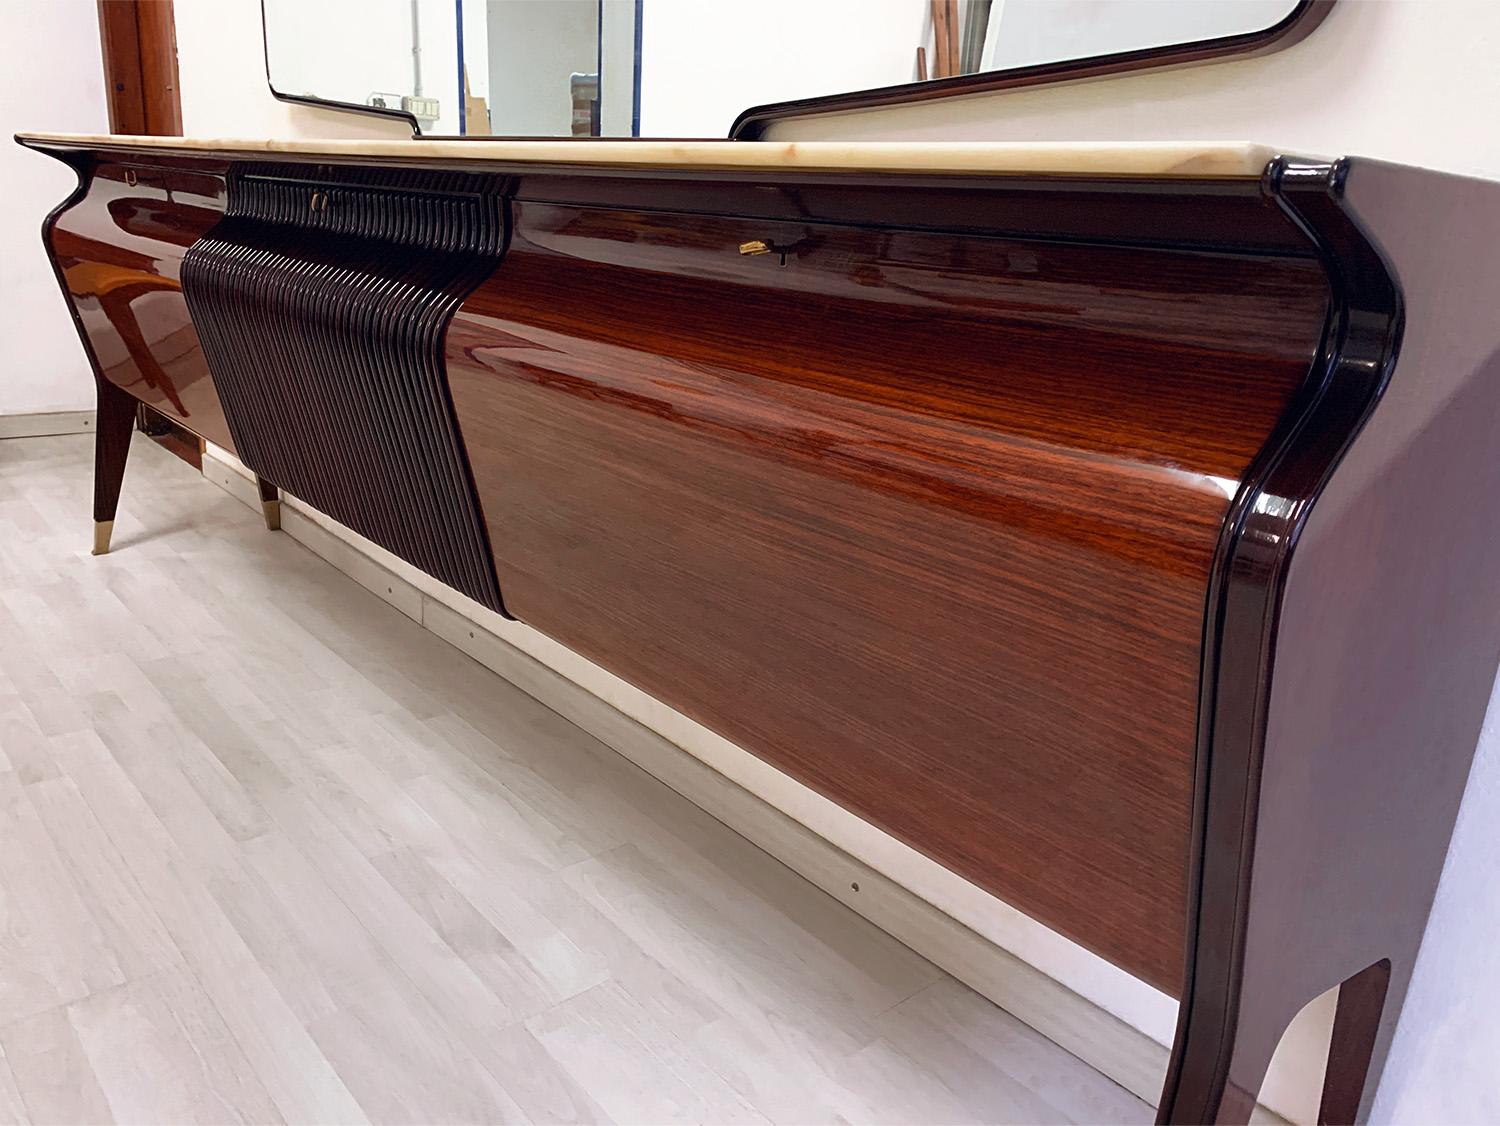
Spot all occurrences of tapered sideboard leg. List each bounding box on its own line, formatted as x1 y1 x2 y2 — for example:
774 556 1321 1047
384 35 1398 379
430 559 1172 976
255 475 281 531
1318 960 1395 1126
92 381 136 555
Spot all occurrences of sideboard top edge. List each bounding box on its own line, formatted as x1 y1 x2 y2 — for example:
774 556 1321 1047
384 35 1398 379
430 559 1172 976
15 131 1314 180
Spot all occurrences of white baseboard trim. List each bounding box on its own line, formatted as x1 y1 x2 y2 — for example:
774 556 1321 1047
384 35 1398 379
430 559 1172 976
0 410 95 440
198 445 1291 1122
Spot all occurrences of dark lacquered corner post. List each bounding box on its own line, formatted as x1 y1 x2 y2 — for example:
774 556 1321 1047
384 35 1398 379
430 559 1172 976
1159 157 1405 1124
1164 155 1500 1124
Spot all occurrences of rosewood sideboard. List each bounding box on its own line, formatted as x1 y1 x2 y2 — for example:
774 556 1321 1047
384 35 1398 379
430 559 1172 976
17 131 1500 1124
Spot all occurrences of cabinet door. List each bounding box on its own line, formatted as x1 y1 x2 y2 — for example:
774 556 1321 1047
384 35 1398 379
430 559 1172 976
445 199 1328 991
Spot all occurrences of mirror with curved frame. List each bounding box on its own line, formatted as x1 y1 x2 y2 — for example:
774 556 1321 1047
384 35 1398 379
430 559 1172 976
261 0 1326 140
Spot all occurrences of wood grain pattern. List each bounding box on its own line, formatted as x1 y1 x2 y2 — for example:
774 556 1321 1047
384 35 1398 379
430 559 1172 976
445 193 1329 991
96 0 147 135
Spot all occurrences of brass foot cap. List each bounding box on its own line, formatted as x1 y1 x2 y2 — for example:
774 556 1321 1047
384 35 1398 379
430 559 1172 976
262 499 282 532
92 520 114 556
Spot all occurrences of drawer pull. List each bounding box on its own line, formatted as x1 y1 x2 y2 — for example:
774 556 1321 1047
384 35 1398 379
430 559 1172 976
738 238 789 266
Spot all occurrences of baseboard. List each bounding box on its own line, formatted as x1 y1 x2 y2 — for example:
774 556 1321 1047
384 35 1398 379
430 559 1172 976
0 410 95 440
198 445 1293 1121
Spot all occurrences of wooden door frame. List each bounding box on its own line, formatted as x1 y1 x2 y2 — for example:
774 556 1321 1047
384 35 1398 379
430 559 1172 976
97 0 182 136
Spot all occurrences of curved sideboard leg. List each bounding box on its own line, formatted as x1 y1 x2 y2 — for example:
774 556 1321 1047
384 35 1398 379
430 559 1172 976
92 379 136 555
1161 993 1283 1124
1162 941 1412 1125
256 475 281 531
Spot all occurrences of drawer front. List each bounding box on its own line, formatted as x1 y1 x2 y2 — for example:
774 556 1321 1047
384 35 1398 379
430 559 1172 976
181 164 508 613
445 201 1328 990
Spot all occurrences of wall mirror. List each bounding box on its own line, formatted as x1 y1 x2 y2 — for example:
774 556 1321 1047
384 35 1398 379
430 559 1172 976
262 0 1321 140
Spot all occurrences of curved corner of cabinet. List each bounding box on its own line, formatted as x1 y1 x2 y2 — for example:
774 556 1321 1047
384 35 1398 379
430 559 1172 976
28 143 237 454
1157 155 1500 1123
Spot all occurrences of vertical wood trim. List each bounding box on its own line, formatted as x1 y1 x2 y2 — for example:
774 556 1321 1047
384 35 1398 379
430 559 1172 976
97 0 146 135
136 0 182 135
96 0 181 136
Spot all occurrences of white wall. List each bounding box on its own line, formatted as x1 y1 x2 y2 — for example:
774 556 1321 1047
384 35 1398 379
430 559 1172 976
768 0 1500 181
639 0 927 136
1374 671 1500 1124
1 0 109 417
598 0 637 136
175 0 411 141
763 2 1500 1121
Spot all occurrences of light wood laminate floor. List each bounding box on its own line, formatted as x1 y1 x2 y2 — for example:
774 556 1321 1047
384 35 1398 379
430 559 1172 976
0 433 1151 1126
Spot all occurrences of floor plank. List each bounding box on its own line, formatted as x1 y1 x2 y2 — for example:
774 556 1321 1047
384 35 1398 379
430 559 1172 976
0 1005 106 1126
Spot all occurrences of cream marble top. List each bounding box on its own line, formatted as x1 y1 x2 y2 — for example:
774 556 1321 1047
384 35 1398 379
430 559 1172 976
16 132 1285 179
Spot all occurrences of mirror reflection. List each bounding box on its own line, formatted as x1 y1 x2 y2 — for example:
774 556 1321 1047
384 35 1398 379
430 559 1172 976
262 0 1302 138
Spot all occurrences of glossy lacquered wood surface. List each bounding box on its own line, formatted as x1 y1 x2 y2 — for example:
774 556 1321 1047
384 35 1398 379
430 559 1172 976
445 197 1329 991
45 158 234 452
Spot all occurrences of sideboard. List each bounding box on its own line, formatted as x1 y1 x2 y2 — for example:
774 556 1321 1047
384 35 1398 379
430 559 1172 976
17 131 1500 1123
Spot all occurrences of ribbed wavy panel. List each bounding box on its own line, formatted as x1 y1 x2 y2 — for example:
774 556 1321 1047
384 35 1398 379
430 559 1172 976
181 163 507 613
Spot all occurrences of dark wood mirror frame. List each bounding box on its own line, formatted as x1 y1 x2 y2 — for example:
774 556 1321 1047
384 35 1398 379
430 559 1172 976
729 0 1335 139
256 0 1334 141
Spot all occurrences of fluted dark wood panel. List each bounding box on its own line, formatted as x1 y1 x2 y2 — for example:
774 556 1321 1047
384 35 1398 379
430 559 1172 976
181 164 507 611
